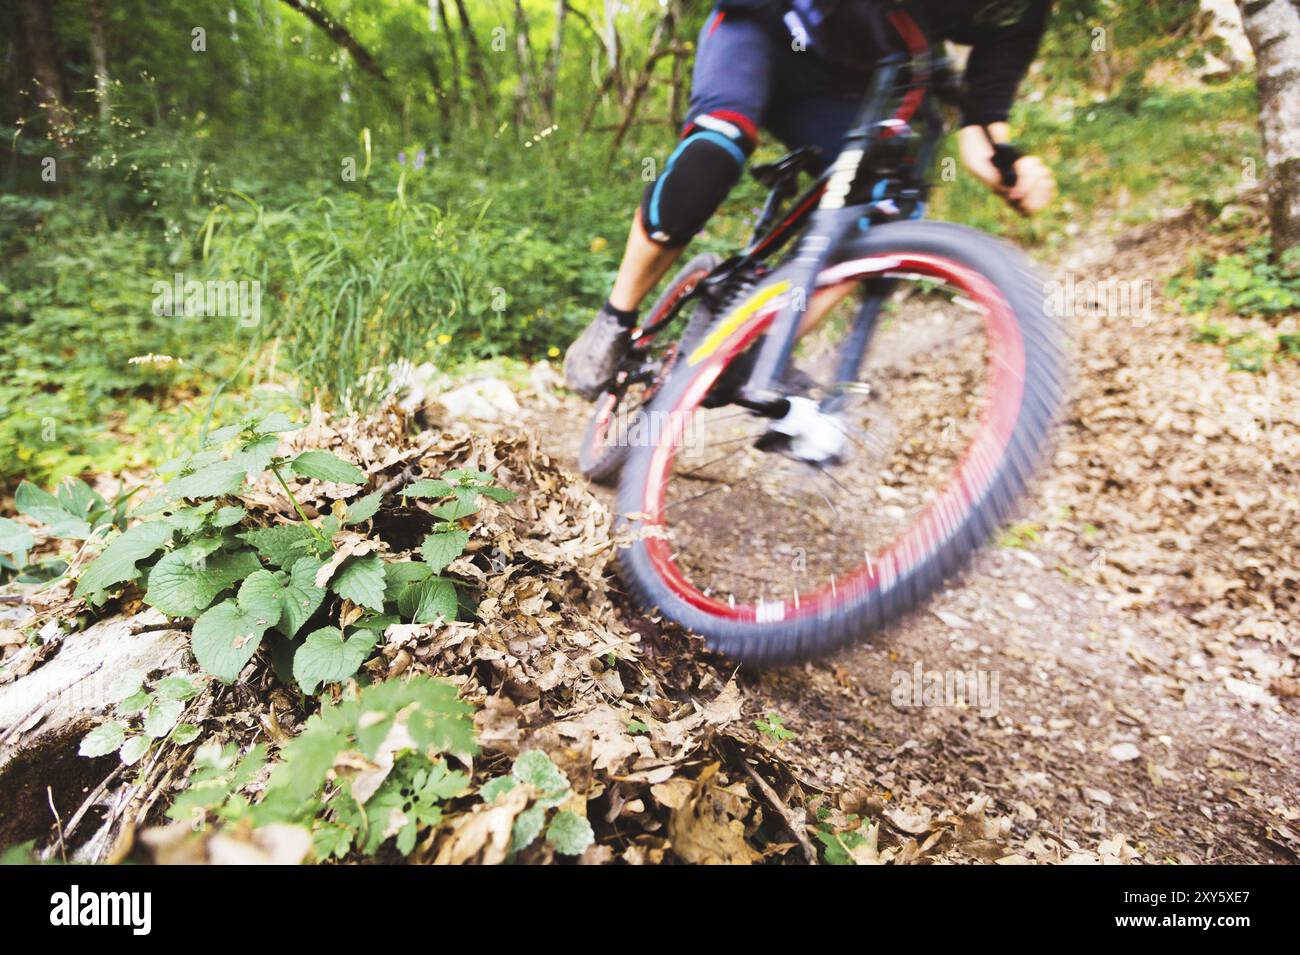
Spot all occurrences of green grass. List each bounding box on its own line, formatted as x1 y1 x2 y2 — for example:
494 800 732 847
0 78 1265 490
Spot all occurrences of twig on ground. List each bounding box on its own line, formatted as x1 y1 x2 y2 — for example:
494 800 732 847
47 786 68 864
63 764 126 842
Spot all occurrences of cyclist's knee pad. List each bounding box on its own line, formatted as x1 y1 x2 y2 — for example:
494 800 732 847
641 111 758 247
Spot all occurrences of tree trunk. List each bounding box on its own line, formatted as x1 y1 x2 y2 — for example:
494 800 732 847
423 48 452 140
16 0 72 135
1236 0 1300 254
452 0 496 113
0 611 190 862
512 0 539 124
602 0 624 101
610 6 680 152
87 0 111 121
434 0 463 110
541 0 567 120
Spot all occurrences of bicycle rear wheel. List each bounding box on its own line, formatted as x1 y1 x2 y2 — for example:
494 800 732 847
614 221 1066 664
579 253 719 484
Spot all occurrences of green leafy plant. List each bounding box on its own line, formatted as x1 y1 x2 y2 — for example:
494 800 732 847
24 413 513 692
1176 241 1300 319
998 521 1042 549
478 750 595 858
816 815 873 865
250 675 478 858
78 671 202 766
1225 334 1270 374
754 712 796 744
1189 323 1284 373
1 477 135 582
165 741 267 830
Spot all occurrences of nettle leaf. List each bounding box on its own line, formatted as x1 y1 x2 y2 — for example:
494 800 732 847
383 561 432 600
155 676 200 702
231 434 280 479
280 556 327 639
292 626 378 694
140 460 247 514
190 572 285 682
213 505 247 528
75 521 175 598
16 481 92 539
143 699 185 739
159 449 223 479
240 523 318 568
119 735 151 766
164 502 216 534
512 750 571 808
117 691 152 716
420 530 468 573
290 451 365 485
343 491 383 526
511 804 546 854
480 776 516 803
80 722 126 758
444 468 494 484
144 545 263 617
331 555 386 611
546 811 595 856
204 424 243 445
255 412 298 434
56 477 106 521
476 485 517 503
0 518 34 565
398 577 458 625
239 570 286 621
171 724 201 746
432 498 478 521
403 478 453 498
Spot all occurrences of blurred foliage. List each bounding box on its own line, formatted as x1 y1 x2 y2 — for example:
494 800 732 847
0 0 1263 487
1176 240 1300 319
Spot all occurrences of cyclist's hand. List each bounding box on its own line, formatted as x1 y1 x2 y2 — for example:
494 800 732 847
1003 155 1056 216
958 125 1056 216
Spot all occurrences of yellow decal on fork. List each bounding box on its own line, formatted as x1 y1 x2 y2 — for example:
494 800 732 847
686 280 792 367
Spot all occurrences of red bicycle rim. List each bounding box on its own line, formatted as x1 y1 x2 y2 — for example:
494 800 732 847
639 253 1026 623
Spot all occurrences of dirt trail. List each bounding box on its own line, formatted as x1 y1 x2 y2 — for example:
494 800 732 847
512 206 1299 863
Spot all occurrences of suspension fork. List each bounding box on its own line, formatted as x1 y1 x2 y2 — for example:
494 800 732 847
820 279 895 414
739 55 908 412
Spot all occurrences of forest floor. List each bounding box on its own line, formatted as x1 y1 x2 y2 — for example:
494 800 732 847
3 197 1296 866
469 202 1300 864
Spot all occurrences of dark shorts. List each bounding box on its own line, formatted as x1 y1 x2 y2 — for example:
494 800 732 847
688 8 879 172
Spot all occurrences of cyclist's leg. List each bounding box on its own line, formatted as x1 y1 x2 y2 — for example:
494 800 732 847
608 10 775 310
636 15 770 250
565 9 776 398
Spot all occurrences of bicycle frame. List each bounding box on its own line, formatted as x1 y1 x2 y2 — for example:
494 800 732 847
633 10 955 414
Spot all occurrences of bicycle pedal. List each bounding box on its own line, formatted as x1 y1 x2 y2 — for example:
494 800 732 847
757 396 847 466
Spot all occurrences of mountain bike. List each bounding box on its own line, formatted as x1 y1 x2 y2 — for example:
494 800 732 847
579 11 1066 664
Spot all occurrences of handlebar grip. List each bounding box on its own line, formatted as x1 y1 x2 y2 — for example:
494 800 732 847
991 142 1023 188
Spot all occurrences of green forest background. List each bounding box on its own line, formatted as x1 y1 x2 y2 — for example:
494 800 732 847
0 0 1269 488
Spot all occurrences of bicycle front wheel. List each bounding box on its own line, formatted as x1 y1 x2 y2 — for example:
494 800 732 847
614 221 1067 664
